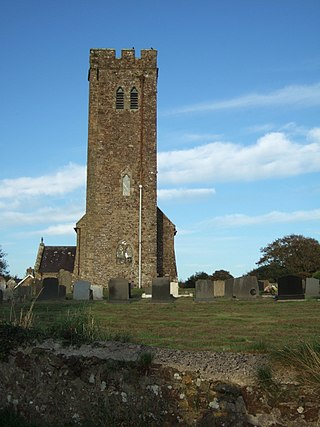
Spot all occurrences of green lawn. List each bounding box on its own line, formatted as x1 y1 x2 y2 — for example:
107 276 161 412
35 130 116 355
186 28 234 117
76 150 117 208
1 297 320 352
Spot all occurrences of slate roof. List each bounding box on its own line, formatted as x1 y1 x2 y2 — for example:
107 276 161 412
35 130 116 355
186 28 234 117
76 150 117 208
38 246 76 273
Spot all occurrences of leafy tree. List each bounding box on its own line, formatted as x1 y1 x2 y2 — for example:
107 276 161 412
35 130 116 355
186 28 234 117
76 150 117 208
0 246 9 277
211 269 233 281
183 271 209 288
256 234 320 279
248 263 287 282
313 271 320 280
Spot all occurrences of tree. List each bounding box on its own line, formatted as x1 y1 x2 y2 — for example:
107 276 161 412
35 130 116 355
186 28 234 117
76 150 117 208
211 269 233 281
183 271 209 288
256 234 320 279
0 246 9 277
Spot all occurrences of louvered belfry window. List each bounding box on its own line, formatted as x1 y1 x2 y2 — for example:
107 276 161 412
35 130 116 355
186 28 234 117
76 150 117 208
116 87 124 110
130 87 138 110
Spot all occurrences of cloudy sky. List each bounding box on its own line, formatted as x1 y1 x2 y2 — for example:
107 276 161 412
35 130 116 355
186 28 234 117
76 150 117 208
1 0 320 280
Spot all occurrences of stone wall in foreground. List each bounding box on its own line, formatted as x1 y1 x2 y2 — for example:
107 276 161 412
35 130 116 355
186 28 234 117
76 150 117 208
0 341 319 426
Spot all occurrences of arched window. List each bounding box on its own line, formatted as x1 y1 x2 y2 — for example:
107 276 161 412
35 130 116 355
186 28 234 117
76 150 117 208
116 87 124 110
116 240 133 265
122 174 131 196
130 87 138 110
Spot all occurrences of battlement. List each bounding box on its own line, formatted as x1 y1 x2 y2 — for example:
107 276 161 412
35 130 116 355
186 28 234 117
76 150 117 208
89 48 157 68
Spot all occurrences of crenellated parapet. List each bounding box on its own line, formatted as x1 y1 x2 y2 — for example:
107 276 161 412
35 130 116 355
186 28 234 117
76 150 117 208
89 48 157 70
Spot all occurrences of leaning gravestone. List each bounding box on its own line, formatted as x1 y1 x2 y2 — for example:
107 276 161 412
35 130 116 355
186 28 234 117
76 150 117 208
91 285 104 300
213 280 225 297
152 277 172 302
38 277 60 300
73 280 92 300
109 278 130 302
233 275 259 299
224 278 234 298
277 275 304 300
195 279 214 301
305 277 320 298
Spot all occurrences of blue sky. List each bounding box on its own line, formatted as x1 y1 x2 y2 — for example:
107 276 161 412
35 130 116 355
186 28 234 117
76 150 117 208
1 0 320 280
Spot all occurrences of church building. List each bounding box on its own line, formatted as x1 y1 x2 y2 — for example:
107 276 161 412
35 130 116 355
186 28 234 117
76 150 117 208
73 48 177 287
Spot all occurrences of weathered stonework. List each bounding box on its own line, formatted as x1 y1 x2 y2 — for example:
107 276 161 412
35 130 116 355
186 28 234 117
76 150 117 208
74 49 177 287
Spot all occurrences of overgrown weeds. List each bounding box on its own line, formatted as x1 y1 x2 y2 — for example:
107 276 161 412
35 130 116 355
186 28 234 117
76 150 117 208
272 340 320 389
256 364 273 386
47 307 132 345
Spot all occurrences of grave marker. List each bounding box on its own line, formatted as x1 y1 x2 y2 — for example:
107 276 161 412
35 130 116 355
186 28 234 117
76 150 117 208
195 279 214 301
233 275 259 299
109 278 131 302
73 280 92 300
152 277 172 302
277 275 304 300
305 277 320 298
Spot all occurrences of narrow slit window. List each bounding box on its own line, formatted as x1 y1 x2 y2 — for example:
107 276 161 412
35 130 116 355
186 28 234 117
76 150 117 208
122 174 131 196
130 87 138 110
116 87 124 110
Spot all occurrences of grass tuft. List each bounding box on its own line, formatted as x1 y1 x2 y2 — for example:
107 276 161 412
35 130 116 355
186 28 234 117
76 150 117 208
256 364 273 385
272 340 320 389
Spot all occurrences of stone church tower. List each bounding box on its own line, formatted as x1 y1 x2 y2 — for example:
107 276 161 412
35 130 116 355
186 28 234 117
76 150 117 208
74 48 177 287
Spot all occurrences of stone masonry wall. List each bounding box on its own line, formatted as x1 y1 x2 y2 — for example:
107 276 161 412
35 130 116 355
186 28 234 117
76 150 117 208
1 341 319 426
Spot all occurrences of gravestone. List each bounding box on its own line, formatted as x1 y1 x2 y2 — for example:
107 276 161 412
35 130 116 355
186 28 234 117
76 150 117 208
0 278 6 291
39 278 60 300
15 285 32 302
108 278 131 302
152 277 172 302
305 277 320 298
7 278 16 290
224 278 234 298
91 285 104 300
258 280 268 293
3 288 13 301
213 280 225 297
233 275 259 299
58 269 73 293
195 279 214 301
170 281 179 297
73 280 92 300
58 285 66 298
277 275 304 300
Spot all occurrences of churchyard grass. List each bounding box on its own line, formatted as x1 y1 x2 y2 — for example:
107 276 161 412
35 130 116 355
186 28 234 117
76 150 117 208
1 297 320 353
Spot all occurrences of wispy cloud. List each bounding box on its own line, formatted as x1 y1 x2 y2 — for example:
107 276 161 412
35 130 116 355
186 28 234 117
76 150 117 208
27 223 77 236
0 163 86 199
164 83 320 115
0 206 84 227
204 209 320 228
158 188 215 201
158 129 320 185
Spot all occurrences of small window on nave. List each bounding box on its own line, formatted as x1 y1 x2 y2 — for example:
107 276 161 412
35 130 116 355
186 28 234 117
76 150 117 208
116 87 124 110
130 87 138 110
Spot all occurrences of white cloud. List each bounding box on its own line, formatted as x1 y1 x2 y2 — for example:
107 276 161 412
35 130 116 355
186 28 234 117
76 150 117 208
158 187 215 201
164 82 320 115
0 163 86 199
204 209 320 228
29 223 76 236
0 206 84 227
158 130 320 185
308 127 320 141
